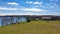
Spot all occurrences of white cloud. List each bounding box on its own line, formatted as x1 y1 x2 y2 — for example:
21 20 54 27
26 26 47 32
0 7 48 15
20 8 47 12
0 7 18 10
0 12 39 16
0 12 4 16
26 1 43 5
26 1 33 4
0 7 48 12
34 2 43 5
0 12 18 16
21 12 34 15
50 6 56 8
0 12 25 16
7 2 19 5
0 12 12 16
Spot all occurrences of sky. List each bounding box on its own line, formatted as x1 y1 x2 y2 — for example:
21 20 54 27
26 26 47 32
0 0 60 15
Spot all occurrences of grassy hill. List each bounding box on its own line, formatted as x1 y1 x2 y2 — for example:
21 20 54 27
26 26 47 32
0 20 60 34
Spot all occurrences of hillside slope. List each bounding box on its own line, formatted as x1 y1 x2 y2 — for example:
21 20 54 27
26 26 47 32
0 20 60 34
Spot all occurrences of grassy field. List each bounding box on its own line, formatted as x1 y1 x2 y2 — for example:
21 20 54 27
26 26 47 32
0 20 60 34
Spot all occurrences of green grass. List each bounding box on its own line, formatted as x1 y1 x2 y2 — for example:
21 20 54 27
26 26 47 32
0 20 60 34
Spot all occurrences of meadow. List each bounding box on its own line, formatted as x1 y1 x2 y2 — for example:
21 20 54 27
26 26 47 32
0 20 60 34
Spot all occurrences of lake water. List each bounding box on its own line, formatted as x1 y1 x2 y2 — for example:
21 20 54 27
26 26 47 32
0 16 27 26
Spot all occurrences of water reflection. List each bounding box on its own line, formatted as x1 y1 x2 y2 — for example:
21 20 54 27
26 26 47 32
0 16 27 26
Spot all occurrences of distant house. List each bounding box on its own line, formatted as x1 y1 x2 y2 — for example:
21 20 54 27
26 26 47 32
42 16 51 20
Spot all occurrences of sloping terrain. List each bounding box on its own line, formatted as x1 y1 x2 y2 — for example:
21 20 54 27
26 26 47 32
0 20 60 34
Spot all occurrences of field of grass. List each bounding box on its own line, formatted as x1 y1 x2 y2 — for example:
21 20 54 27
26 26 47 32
0 20 60 34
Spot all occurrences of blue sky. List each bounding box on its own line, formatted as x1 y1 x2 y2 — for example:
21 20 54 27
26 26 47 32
0 0 60 15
